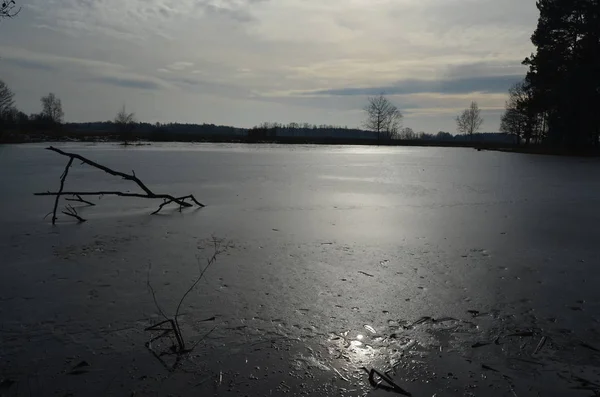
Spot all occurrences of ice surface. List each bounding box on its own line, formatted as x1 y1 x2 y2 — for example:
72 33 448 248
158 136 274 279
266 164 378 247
1 143 600 396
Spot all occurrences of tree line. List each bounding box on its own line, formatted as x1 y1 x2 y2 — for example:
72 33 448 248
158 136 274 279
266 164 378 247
247 122 376 140
362 93 485 141
0 81 65 133
247 119 512 144
0 78 503 144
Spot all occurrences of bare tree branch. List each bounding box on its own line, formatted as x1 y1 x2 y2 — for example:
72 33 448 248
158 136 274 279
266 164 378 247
34 147 205 223
145 238 229 366
0 0 20 19
147 262 169 321
65 194 96 206
51 157 74 224
174 237 227 339
151 196 195 215
188 326 217 351
62 205 86 223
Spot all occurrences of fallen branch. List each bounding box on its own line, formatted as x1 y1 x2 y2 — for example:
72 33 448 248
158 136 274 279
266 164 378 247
51 157 74 224
533 336 547 355
62 204 87 223
362 367 412 396
145 236 230 370
34 146 205 224
65 194 96 206
151 195 199 215
173 236 228 344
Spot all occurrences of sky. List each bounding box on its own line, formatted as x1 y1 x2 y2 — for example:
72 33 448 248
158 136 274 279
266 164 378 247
0 0 539 133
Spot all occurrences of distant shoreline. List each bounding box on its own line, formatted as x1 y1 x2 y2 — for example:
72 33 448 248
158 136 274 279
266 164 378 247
481 146 600 158
2 132 599 157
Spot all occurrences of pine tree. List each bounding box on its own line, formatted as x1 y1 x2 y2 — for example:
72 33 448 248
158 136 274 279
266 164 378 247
523 0 600 147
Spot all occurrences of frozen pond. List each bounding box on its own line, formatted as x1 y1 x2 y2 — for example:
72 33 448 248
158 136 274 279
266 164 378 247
2 143 600 396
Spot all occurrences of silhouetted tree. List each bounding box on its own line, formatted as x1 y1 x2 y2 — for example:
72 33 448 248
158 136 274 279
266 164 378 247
456 101 483 138
500 107 525 145
0 79 14 114
523 0 600 148
500 82 535 145
41 93 64 124
1 107 19 123
417 131 429 140
0 0 20 19
248 122 275 140
14 109 28 124
27 113 55 132
364 94 403 142
0 80 16 139
114 105 137 143
399 127 416 140
436 131 454 141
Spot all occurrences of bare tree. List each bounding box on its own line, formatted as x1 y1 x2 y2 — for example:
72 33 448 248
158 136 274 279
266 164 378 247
456 101 484 138
0 79 15 116
114 105 137 143
41 93 64 124
0 0 20 19
436 131 454 141
364 94 403 142
500 108 526 145
500 81 543 146
399 127 416 140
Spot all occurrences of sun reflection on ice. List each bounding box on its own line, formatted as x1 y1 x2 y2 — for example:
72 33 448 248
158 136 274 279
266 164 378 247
329 329 383 368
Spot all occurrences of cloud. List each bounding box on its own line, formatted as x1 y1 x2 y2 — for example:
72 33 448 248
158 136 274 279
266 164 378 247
24 0 267 42
304 75 523 97
1 0 540 132
25 0 184 40
1 57 56 71
90 76 163 90
202 4 255 22
162 75 252 98
0 46 126 73
442 60 528 79
166 61 194 71
158 7 172 18
0 46 165 92
194 0 269 22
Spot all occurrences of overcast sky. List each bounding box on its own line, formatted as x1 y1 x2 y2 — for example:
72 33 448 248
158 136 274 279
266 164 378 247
0 0 539 132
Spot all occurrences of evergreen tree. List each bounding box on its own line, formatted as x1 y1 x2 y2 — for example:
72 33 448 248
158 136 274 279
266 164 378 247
523 0 600 147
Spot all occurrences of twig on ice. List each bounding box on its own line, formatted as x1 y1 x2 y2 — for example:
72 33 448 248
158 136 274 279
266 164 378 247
144 237 230 369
